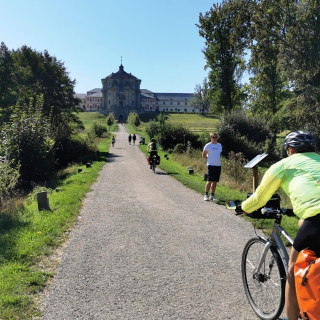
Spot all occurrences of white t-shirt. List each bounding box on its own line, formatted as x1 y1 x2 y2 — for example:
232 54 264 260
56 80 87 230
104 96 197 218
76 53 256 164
203 142 222 166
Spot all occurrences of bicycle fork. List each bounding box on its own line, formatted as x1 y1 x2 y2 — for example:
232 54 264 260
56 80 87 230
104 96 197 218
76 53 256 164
254 240 274 282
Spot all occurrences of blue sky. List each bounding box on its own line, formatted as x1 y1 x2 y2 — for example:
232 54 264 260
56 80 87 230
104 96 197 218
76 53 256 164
0 0 221 94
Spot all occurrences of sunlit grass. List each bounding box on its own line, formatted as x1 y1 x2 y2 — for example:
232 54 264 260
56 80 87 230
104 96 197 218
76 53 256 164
0 112 115 319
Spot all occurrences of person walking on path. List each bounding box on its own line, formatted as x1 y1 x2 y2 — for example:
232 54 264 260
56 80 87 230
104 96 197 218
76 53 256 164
128 134 132 145
111 136 116 147
132 133 136 145
202 132 222 201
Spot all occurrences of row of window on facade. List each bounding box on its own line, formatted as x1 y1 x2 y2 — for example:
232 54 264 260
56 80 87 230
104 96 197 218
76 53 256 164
159 108 194 112
162 101 188 106
87 98 102 102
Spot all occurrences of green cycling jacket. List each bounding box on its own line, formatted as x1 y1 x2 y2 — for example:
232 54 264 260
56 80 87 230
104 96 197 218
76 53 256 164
242 152 320 220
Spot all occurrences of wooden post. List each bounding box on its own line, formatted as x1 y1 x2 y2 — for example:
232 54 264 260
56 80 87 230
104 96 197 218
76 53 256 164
252 167 259 192
37 191 50 211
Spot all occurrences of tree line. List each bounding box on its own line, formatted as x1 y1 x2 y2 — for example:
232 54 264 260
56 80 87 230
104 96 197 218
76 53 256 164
0 42 97 202
195 0 320 141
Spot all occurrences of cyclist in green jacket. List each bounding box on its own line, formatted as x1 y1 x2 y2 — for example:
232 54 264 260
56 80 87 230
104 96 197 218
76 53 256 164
240 131 320 320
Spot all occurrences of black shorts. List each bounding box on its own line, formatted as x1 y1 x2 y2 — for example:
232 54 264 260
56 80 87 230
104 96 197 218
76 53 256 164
293 214 320 256
207 165 221 182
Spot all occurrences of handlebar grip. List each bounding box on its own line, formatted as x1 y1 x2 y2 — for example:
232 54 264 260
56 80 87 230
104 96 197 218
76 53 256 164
261 208 274 215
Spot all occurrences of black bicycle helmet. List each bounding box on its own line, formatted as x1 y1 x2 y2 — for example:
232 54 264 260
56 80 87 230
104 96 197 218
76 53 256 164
283 131 316 152
151 138 155 142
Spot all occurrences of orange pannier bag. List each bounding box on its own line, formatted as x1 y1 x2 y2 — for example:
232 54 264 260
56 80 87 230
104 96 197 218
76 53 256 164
294 249 320 320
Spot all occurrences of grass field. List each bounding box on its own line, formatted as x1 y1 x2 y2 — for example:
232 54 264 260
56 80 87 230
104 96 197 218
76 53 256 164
165 113 220 133
139 112 220 134
76 111 109 130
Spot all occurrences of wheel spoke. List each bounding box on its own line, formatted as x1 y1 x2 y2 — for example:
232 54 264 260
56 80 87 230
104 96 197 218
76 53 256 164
241 238 286 320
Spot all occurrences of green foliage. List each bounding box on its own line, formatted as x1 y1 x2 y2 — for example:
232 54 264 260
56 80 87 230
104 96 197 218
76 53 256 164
218 110 274 159
173 143 185 154
127 112 140 126
197 130 211 147
197 1 246 113
146 119 202 151
0 43 90 185
145 120 159 140
224 151 249 183
2 96 56 184
91 121 108 138
55 134 97 167
190 78 210 113
0 160 20 205
106 112 116 126
0 148 110 319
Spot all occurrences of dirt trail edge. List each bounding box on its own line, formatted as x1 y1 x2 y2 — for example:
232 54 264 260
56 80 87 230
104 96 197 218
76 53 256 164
41 125 261 320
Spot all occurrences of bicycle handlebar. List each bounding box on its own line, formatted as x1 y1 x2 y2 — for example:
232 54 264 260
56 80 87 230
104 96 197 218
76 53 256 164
235 206 294 218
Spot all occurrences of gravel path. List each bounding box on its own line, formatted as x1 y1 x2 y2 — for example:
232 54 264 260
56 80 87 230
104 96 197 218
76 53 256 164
41 125 265 320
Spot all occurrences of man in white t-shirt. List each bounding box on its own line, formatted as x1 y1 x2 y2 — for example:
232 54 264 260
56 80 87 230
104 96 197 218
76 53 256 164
202 132 222 201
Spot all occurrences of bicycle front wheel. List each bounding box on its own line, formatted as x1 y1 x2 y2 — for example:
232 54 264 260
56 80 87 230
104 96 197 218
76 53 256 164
241 237 286 320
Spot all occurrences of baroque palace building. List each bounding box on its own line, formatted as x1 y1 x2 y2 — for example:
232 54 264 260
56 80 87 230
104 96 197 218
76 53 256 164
76 64 199 121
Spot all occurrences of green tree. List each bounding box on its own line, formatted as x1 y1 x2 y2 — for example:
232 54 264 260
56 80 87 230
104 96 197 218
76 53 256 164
190 78 210 114
106 112 116 126
11 45 80 115
197 0 246 113
127 112 140 126
3 95 55 184
245 0 320 136
0 42 15 123
244 1 289 120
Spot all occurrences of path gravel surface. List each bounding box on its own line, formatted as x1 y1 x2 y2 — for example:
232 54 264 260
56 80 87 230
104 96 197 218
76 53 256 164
41 125 269 319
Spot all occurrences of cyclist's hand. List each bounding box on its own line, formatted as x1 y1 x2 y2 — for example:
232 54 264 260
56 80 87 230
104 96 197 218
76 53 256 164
235 205 245 215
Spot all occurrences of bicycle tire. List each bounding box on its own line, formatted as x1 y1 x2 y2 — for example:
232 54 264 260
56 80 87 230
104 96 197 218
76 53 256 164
241 237 286 320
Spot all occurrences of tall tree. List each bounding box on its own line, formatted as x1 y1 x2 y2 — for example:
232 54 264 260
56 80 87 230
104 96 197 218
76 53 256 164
10 45 80 116
197 0 247 113
244 0 289 119
190 78 210 113
253 0 320 137
0 42 15 123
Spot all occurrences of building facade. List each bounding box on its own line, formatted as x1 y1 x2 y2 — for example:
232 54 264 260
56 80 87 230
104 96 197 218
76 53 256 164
101 64 142 122
76 64 199 119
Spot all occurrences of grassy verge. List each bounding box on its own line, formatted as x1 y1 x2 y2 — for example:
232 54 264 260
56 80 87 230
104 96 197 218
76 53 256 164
0 114 114 319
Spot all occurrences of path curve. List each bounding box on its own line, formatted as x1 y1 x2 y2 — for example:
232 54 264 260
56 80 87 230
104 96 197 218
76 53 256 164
41 125 264 319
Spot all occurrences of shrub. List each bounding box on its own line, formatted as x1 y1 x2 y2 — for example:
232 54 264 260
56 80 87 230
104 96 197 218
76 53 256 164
127 112 140 126
145 120 160 139
0 159 20 206
55 134 97 167
3 100 56 185
173 143 185 154
224 151 249 182
106 112 116 126
218 111 274 159
91 121 108 137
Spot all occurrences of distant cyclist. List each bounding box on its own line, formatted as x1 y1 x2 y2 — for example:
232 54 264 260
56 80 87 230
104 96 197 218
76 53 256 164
238 131 320 320
147 138 158 156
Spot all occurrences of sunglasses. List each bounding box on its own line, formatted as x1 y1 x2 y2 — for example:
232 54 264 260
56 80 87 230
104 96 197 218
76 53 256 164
211 136 218 139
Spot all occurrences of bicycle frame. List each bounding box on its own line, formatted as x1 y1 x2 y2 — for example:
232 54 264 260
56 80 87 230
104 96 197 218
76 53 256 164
241 208 297 320
257 221 294 274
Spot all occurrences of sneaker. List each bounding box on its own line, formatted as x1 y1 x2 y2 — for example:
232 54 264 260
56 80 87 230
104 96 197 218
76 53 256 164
204 194 209 201
209 195 217 201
